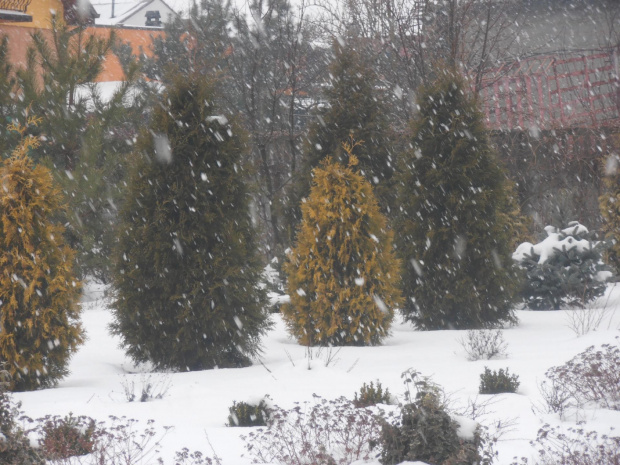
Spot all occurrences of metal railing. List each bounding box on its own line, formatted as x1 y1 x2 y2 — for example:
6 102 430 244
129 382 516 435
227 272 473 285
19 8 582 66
0 0 31 13
479 48 620 131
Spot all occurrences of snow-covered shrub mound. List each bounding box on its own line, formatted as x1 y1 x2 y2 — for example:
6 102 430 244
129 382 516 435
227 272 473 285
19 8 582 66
540 338 620 415
512 222 613 310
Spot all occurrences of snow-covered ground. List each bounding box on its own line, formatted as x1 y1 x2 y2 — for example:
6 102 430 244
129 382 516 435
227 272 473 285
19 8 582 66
13 282 620 465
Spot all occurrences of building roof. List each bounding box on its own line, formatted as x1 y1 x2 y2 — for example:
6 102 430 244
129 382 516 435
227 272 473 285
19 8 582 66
91 0 177 26
61 0 100 25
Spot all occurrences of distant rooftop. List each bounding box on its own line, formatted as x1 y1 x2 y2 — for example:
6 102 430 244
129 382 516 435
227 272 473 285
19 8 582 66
91 0 190 27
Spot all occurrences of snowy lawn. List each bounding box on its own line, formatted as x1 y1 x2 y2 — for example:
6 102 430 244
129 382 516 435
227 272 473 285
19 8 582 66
13 281 620 465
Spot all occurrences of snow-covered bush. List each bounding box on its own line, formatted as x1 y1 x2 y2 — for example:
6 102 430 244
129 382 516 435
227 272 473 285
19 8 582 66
243 396 382 465
540 338 620 415
227 398 270 427
38 414 98 461
513 222 612 310
380 369 481 465
459 329 509 361
511 424 620 465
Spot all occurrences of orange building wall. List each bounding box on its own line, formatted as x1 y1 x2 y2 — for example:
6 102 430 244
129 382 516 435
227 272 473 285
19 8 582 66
0 24 53 69
0 23 164 82
87 26 165 82
3 0 65 29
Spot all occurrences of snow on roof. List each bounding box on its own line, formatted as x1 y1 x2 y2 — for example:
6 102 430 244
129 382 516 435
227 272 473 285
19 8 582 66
90 0 143 25
160 0 193 15
0 8 32 21
91 0 176 26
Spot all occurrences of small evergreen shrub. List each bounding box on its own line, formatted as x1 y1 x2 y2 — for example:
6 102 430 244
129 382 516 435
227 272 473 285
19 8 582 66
379 392 480 465
540 338 620 415
353 381 392 408
459 329 508 361
513 222 612 310
479 367 520 394
379 369 481 465
38 414 98 460
227 399 269 427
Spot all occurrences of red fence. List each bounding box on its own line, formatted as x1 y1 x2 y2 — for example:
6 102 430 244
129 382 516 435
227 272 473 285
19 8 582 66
479 48 620 131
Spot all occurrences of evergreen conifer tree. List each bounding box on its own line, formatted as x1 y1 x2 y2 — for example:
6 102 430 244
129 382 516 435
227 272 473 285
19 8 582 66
513 222 610 310
600 152 620 272
0 122 83 391
16 17 141 282
110 73 270 371
0 36 18 156
283 144 402 346
396 70 520 330
284 42 396 243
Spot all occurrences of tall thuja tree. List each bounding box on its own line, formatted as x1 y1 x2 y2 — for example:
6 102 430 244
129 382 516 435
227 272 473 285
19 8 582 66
283 145 402 346
146 0 318 258
600 151 620 272
0 36 18 156
396 70 521 330
285 41 396 244
0 122 83 391
111 73 271 371
17 17 141 282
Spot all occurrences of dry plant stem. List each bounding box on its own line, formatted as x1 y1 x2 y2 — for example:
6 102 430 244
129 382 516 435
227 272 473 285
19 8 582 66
305 346 342 370
243 396 382 465
565 306 609 337
540 338 620 418
510 424 620 465
36 417 170 465
120 374 172 403
459 329 508 361
565 283 616 336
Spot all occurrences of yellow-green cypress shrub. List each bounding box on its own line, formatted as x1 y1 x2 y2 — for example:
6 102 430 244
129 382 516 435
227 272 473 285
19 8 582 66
0 123 83 391
283 148 402 346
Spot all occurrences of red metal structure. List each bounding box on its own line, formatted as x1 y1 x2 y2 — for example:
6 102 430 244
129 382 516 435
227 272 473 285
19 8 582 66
479 47 620 131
